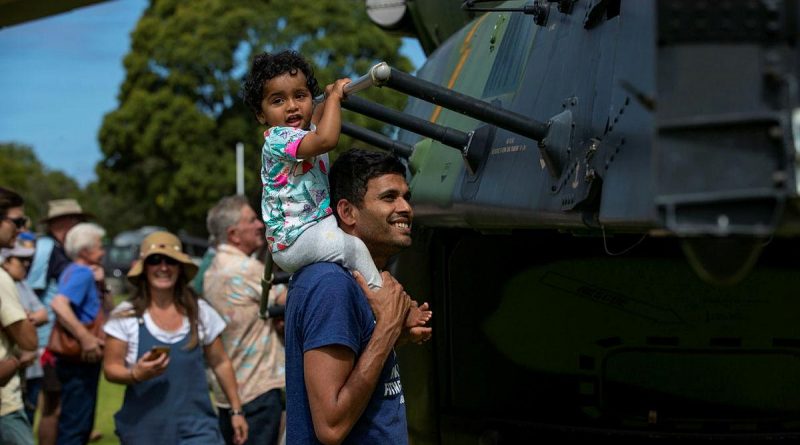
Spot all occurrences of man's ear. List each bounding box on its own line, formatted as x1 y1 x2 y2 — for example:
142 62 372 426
226 225 238 245
336 199 358 228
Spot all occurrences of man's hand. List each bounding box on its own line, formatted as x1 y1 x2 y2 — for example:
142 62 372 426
354 271 410 343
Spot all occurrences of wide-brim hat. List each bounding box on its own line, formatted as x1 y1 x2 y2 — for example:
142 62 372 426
127 231 198 284
41 199 93 224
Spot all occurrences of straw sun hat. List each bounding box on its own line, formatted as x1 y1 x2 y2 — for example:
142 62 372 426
127 231 198 284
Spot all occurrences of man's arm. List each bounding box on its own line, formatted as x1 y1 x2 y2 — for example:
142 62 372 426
0 356 20 386
303 271 409 445
4 319 37 369
4 317 37 351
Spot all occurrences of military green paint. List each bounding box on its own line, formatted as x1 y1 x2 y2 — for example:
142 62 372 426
407 11 515 211
405 0 475 54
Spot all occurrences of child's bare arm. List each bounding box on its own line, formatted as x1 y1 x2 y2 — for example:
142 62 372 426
297 78 351 159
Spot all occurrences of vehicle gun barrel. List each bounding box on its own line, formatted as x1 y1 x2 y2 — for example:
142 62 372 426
371 64 549 142
343 62 391 96
343 95 472 150
341 121 414 158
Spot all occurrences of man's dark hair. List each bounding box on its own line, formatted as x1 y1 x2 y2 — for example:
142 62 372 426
241 50 322 118
0 187 23 218
329 149 407 214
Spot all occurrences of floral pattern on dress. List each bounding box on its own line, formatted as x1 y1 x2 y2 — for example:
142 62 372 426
260 126 332 252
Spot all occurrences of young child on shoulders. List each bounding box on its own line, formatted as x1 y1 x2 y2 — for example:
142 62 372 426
242 50 430 334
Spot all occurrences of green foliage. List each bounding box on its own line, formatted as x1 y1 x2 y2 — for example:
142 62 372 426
0 143 83 229
96 0 413 237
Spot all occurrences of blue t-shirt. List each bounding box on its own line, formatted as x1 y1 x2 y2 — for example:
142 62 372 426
285 262 408 444
57 263 100 323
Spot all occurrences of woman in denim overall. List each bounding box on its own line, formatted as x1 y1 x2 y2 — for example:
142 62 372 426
102 231 248 444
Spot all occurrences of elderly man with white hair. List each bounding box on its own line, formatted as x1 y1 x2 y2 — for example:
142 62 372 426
204 195 286 445
49 222 107 445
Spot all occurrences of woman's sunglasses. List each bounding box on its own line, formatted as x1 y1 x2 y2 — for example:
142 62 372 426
144 254 180 266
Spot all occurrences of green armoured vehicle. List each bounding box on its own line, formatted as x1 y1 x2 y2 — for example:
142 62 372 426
339 0 800 442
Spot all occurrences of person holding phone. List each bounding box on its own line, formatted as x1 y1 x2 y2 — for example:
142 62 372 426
102 231 247 445
149 346 169 359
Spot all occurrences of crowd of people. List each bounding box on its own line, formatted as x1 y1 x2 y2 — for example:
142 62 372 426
1 49 432 445
0 192 286 445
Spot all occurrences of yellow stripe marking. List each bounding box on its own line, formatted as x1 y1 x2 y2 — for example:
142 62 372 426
429 13 489 124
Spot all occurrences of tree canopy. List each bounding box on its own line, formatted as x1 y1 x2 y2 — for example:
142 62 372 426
0 143 83 229
96 0 413 237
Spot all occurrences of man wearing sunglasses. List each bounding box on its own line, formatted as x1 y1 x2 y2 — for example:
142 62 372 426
0 190 26 249
0 187 37 445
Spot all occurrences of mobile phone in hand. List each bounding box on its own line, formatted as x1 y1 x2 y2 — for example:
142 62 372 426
150 346 170 360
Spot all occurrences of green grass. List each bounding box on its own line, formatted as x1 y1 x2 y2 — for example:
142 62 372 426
32 375 125 445
92 376 126 444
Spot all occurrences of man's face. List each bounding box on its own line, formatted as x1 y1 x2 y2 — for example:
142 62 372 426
352 173 413 261
0 206 25 248
230 205 265 255
49 215 82 234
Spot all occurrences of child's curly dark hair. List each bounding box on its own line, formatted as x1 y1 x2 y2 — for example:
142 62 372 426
241 50 322 118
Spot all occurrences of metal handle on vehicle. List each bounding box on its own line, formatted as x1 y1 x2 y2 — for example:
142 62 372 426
343 62 391 96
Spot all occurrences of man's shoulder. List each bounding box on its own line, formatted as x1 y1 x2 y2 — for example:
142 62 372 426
208 245 263 276
293 262 353 285
288 262 359 309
